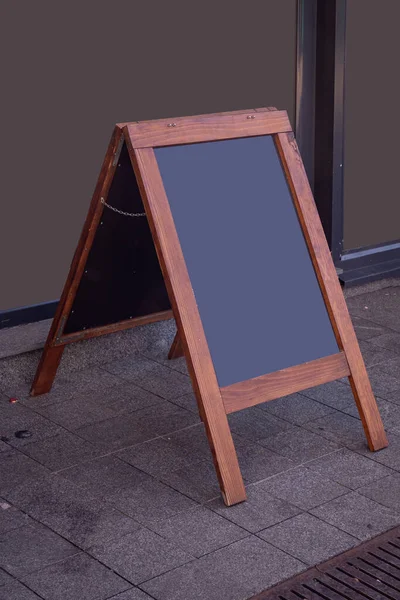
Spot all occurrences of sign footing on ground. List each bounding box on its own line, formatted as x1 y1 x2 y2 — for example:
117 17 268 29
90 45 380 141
31 108 387 506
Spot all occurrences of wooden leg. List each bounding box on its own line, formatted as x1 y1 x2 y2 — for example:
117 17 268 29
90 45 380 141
348 360 388 451
275 132 387 453
30 344 65 396
202 412 247 506
168 331 184 359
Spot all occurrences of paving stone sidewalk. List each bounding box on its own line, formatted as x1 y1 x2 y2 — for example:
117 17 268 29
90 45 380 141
1 282 400 600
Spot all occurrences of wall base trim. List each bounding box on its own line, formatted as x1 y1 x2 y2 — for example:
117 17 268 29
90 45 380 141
0 301 58 330
338 241 400 286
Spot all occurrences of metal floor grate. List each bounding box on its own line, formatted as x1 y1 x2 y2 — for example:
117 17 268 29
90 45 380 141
253 526 400 600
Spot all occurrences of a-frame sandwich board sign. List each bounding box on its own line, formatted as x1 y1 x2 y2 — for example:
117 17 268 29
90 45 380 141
31 108 261 397
31 107 387 507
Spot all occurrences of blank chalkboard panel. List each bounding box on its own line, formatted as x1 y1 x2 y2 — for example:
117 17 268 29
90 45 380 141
64 143 170 334
155 135 338 388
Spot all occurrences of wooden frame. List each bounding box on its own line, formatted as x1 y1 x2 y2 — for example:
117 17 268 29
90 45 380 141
31 108 269 396
31 108 387 507
124 109 386 505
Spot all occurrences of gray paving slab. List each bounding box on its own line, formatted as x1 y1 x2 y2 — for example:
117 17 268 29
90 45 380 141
301 381 358 413
0 351 42 397
310 491 400 540
102 355 193 399
368 331 400 352
304 410 366 446
0 440 8 453
374 397 400 434
0 521 78 577
349 431 400 470
351 315 389 341
258 426 341 463
135 328 177 359
346 287 400 323
0 449 50 497
356 307 400 333
19 367 125 410
75 412 157 451
107 590 154 600
6 474 140 550
147 506 248 557
19 430 105 471
228 407 293 442
157 460 221 503
258 393 334 425
359 339 400 367
259 512 357 565
52 365 126 393
107 477 197 525
384 389 400 405
15 395 111 437
236 442 295 483
21 553 130 600
140 407 201 440
29 384 164 431
76 401 199 452
0 579 43 600
141 338 189 375
363 365 400 398
0 499 31 533
306 447 392 489
0 400 61 448
141 536 306 600
345 278 400 298
168 392 199 413
88 527 193 585
18 385 82 410
259 465 349 510
0 567 14 586
97 383 165 415
117 437 206 479
379 355 400 379
207 484 301 533
358 472 400 511
166 423 226 461
59 455 149 500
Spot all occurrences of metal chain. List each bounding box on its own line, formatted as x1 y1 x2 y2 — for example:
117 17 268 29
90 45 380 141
101 197 146 217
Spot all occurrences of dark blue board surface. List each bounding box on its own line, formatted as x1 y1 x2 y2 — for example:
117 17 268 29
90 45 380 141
155 135 338 388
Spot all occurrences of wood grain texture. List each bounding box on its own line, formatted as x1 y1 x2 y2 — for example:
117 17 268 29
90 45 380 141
56 310 173 346
168 330 184 360
116 106 276 130
221 352 350 414
126 110 291 149
275 131 388 451
30 345 65 396
126 139 246 506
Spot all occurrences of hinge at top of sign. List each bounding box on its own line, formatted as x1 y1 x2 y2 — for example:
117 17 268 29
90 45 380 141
112 135 124 167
